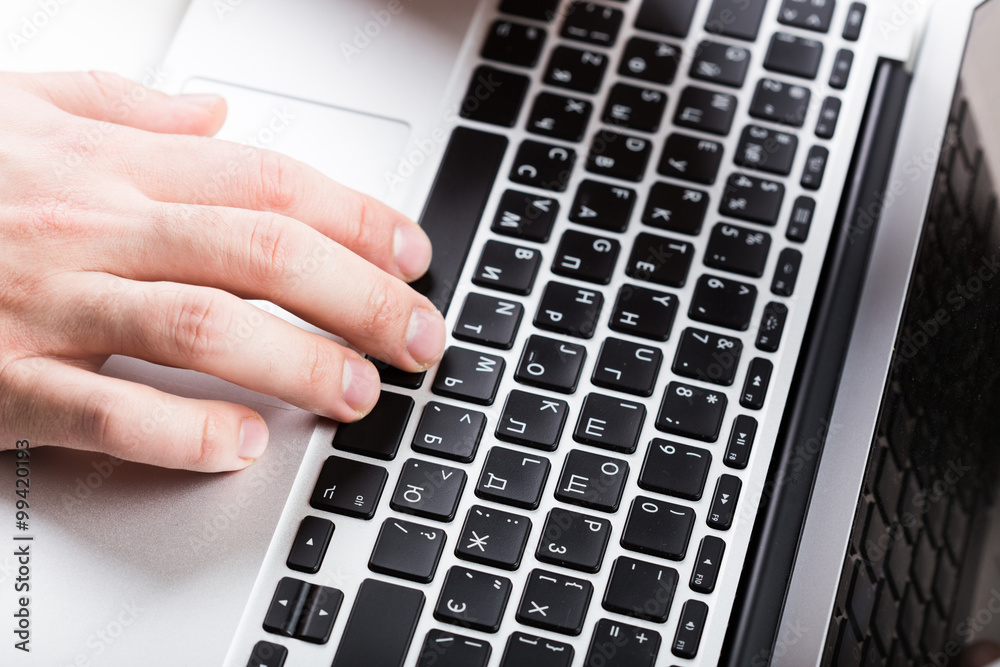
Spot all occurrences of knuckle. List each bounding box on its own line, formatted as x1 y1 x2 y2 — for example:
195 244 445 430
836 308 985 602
255 149 304 212
246 214 294 291
167 289 229 363
299 338 339 398
357 277 406 340
186 409 228 470
77 388 118 453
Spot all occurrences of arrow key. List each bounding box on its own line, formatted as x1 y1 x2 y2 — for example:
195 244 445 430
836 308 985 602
690 536 726 593
287 516 334 574
707 474 742 530
263 577 310 637
297 584 344 644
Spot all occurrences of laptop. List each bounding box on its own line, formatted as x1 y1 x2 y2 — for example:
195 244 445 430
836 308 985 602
7 0 1000 665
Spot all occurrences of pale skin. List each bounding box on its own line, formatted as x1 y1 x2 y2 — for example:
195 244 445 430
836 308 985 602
0 71 446 473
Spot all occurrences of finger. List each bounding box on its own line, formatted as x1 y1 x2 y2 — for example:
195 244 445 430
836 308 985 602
0 71 227 136
38 273 382 422
105 202 445 372
0 355 269 472
114 132 431 282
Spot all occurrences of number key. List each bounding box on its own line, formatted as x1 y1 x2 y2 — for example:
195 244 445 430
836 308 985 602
690 274 757 331
656 381 727 442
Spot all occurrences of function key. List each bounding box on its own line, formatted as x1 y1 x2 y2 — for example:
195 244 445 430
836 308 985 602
499 0 559 22
554 449 630 512
724 415 758 469
432 346 505 405
639 438 712 500
390 459 467 522
434 566 512 633
672 601 709 659
515 334 588 393
621 495 695 560
492 189 559 243
690 40 751 88
843 3 867 41
453 292 523 350
641 182 709 235
756 301 788 352
247 641 287 667
332 390 413 460
608 284 679 341
801 145 829 190
332 580 423 666
705 0 768 41
287 516 334 574
545 45 608 93
310 456 387 520
603 556 678 622
672 327 743 386
619 37 682 85
656 381 728 442
587 131 652 182
456 505 532 570
569 179 637 232
500 633 575 667
635 0 698 38
527 93 593 143
476 446 551 510
573 393 646 454
584 619 661 667
516 569 594 635
829 48 854 90
561 2 624 47
592 337 663 397
690 536 726 593
534 281 604 339
720 172 785 226
707 474 742 530
778 0 836 33
673 86 738 136
496 389 569 451
482 20 547 68
771 248 803 296
369 517 447 583
815 96 842 139
418 630 491 667
749 77 811 127
552 229 621 285
603 83 668 133
411 401 487 463
510 139 576 192
626 232 694 287
764 33 824 80
459 66 529 127
689 273 758 331
472 239 542 295
735 124 799 176
535 507 612 572
657 133 723 185
705 222 772 277
741 357 774 410
786 196 816 242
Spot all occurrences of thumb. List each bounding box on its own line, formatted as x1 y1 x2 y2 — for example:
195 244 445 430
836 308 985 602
0 70 227 136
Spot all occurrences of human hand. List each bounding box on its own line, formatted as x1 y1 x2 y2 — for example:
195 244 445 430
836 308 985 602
0 71 445 472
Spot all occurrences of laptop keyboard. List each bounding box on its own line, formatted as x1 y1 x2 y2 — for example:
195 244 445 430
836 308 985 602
236 1 869 665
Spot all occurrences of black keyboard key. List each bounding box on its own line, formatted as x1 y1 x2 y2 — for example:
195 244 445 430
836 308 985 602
552 230 621 285
779 0 836 32
368 358 425 389
298 585 344 644
587 132 652 182
456 505 532 570
413 127 507 315
535 282 603 339
735 124 798 175
621 496 695 560
756 301 788 352
642 182 709 236
690 273 757 331
515 335 587 393
545 45 608 93
690 536 725 593
707 474 742 530
536 507 612 572
460 66 529 127
287 516 334 574
672 327 743 386
619 37 681 85
705 222 771 277
570 180 636 232
724 415 757 469
829 48 854 89
527 92 593 142
435 566 512 633
264 577 309 636
603 556 678 622
369 517 447 583
333 391 413 460
626 232 694 287
635 0 698 37
499 0 560 21
310 456 387 520
765 33 824 80
476 446 551 509
639 438 712 500
719 174 785 226
656 381 727 442
561 2 624 46
432 347 505 405
517 569 594 635
690 40 751 88
603 83 668 133
412 401 487 463
609 284 679 341
671 600 708 658
472 239 541 295
741 357 773 409
332 579 424 667
573 393 646 454
772 248 803 296
419 630 491 667
585 619 661 667
786 196 816 242
815 96 842 139
496 390 569 451
658 133 723 185
391 459 466 522
501 633 574 667
492 189 559 242
749 77 811 127
510 139 577 192
555 449 630 512
453 293 523 350
247 641 287 667
843 3 866 41
592 337 663 397
705 0 767 40
674 86 737 136
483 19 547 68
801 145 829 190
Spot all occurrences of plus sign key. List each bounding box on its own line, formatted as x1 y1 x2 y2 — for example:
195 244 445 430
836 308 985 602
584 619 661 667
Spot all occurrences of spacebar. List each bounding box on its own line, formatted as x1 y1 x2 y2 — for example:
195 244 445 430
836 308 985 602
331 579 424 667
411 126 509 315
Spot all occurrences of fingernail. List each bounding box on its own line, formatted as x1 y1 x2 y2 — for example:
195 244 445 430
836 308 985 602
237 417 269 460
406 307 446 368
173 93 224 112
393 224 432 280
342 358 381 415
